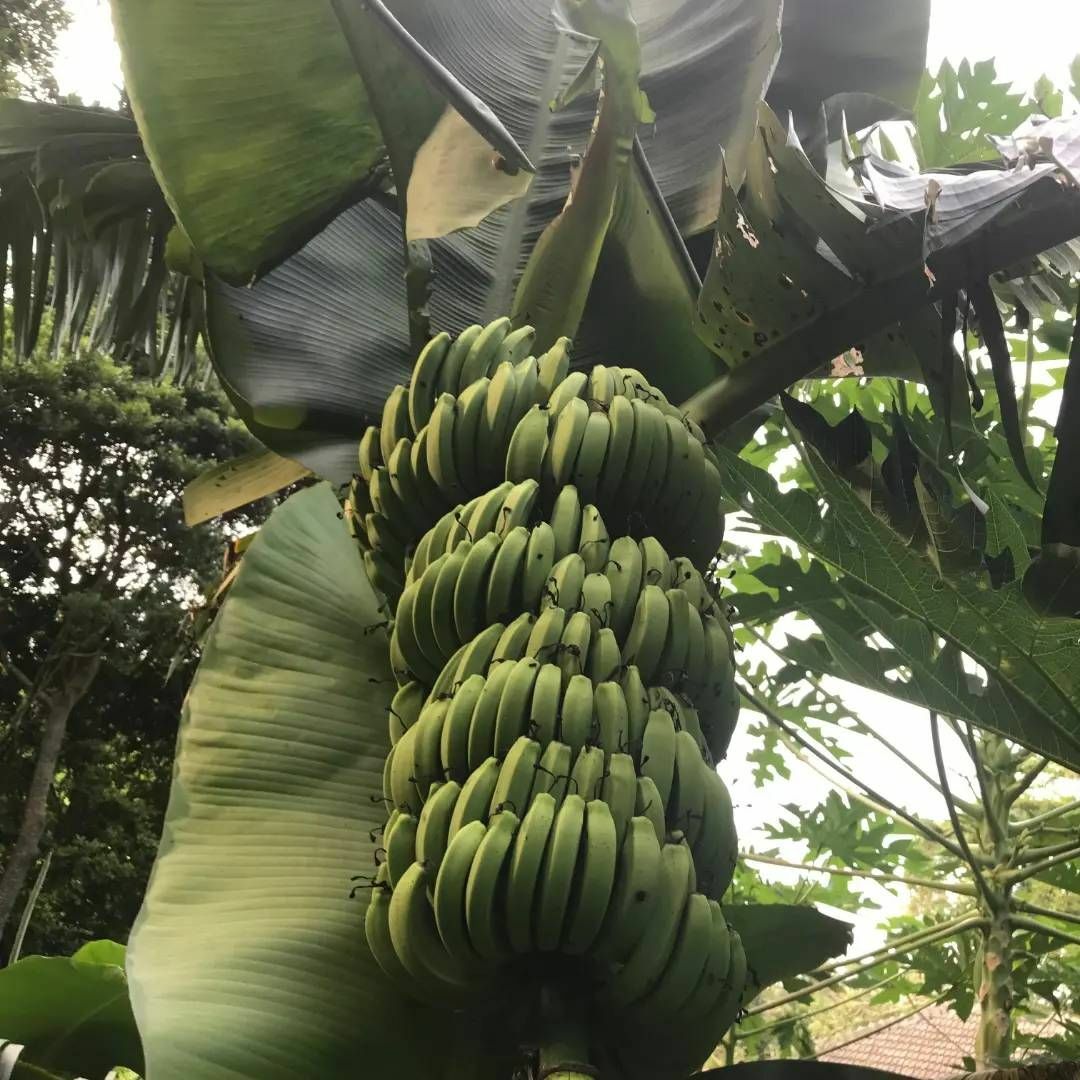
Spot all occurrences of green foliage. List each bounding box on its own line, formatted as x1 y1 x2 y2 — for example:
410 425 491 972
0 0 70 100
0 940 142 1078
0 338 259 959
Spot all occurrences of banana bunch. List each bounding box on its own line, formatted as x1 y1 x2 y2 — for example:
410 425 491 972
356 318 745 1078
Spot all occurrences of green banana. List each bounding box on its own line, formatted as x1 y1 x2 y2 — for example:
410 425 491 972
464 809 519 961
385 810 418 888
587 364 616 408
657 587 691 685
560 672 594 757
392 580 440 687
640 708 678 808
440 674 485 782
417 780 461 877
412 698 449 800
535 793 586 951
445 494 481 552
358 425 383 483
569 744 605 803
511 356 540 424
481 361 519 480
600 840 693 1007
380 384 412 464
410 428 452 522
597 393 635 507
525 605 567 663
436 323 482 397
448 756 501 839
532 739 573 810
591 815 663 961
670 730 707 844
467 660 517 770
521 522 556 611
498 479 541 536
632 892 712 1021
546 369 588 417
506 404 550 483
601 752 637 848
489 735 541 817
586 627 621 684
466 481 514 544
411 552 450 677
578 504 610 574
506 791 557 953
620 585 671 683
563 798 618 954
655 412 691 521
485 525 530 623
493 659 541 759
594 681 628 760
497 324 537 367
636 401 671 519
491 611 536 664
604 537 643 640
389 861 481 995
549 397 590 487
386 438 435 537
695 766 737 900
460 316 511 388
548 484 583 563
536 337 571 399
543 553 586 614
634 775 666 845
528 663 563 746
620 665 649 752
638 536 671 588
573 411 611 505
453 376 490 495
431 542 470 661
365 865 411 987
409 332 452 431
389 680 426 745
452 621 506 685
453 532 501 642
426 393 466 502
432 818 486 967
580 572 613 634
557 612 593 690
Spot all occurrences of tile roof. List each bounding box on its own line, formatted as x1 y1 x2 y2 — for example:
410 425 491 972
819 1004 980 1078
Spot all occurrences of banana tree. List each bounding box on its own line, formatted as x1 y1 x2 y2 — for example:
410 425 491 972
5 0 1080 1078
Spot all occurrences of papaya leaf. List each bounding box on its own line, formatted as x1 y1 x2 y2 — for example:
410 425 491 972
126 484 506 1079
0 942 142 1079
725 904 853 1001
718 447 1080 768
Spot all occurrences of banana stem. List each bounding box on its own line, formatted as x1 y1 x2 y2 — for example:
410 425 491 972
537 986 597 1080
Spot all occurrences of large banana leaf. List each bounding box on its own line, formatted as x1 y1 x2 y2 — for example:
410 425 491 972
0 941 142 1079
126 483 508 1079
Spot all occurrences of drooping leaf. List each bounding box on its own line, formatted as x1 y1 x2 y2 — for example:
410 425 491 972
718 446 1080 768
127 483 509 1080
182 448 311 525
0 941 142 1079
724 903 853 1001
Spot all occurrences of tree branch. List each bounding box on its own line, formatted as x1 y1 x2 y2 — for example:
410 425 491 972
1005 844 1080 886
740 683 974 864
742 851 978 896
0 647 35 693
743 917 986 1016
1011 914 1080 949
741 973 902 1038
1012 899 1080 931
930 711 998 908
1006 757 1050 805
1010 799 1080 835
1012 836 1080 867
964 723 1006 847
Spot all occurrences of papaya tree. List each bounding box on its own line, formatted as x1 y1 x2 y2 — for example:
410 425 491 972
2 2 1080 1079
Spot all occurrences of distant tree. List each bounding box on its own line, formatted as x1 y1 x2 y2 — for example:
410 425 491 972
0 0 71 100
0 339 259 956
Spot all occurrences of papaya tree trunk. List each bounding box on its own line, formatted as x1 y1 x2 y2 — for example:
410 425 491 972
974 907 1013 1070
0 652 101 947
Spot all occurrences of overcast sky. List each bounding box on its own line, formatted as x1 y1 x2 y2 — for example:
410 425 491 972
49 1 1080 952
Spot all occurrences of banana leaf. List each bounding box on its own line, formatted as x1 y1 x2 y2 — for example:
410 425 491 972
126 483 514 1079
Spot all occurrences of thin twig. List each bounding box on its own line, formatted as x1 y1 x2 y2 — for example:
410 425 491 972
1012 898 1080 930
930 711 997 908
741 683 974 863
742 851 978 896
1006 757 1050 805
1005 843 1080 886
1011 914 1080 949
1010 799 1080 835
741 973 903 1037
1012 836 1080 867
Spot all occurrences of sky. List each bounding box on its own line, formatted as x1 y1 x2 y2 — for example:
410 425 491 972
54 0 1080 109
49 0 1080 956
